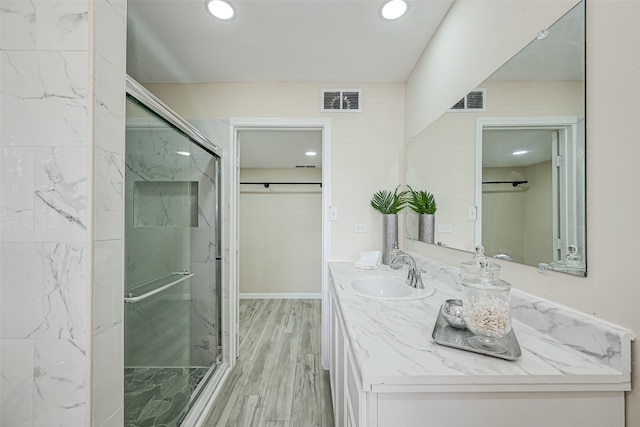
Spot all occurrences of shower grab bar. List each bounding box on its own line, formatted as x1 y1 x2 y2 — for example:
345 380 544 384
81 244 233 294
124 272 194 304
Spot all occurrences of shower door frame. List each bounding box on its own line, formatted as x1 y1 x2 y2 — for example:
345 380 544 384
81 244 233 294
125 75 235 427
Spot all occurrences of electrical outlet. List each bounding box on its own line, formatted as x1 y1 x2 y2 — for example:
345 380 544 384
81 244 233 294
354 224 368 233
437 224 452 233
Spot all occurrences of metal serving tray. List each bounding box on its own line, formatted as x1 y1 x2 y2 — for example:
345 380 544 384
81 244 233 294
432 306 522 361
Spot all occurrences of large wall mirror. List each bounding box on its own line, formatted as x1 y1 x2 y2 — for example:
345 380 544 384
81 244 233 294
406 1 586 276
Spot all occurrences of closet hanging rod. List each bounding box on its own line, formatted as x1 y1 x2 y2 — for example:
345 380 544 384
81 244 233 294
124 272 194 304
482 180 528 187
240 182 322 188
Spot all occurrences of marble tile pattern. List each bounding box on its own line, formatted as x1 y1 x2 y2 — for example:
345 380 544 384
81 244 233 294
329 261 634 391
124 367 208 427
409 251 635 373
189 118 233 366
92 1 127 426
1 1 99 426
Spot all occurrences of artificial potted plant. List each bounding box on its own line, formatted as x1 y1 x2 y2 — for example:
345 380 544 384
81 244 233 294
370 187 407 264
407 186 437 244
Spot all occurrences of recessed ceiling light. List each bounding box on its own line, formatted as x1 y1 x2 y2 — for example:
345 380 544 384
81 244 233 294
381 0 408 20
305 151 317 157
205 0 235 20
174 151 191 156
513 150 528 156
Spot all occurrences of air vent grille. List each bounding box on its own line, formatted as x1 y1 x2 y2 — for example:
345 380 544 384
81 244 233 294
449 89 486 112
321 89 362 112
295 165 317 168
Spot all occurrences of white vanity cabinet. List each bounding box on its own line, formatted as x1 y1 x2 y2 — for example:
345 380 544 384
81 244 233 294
327 262 634 427
329 283 364 427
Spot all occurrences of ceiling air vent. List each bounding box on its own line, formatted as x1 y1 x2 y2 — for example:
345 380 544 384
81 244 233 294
449 89 486 112
321 89 362 112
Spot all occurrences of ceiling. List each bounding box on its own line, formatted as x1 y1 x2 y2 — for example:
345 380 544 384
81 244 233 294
127 0 454 168
127 0 583 169
482 129 554 168
239 129 322 168
127 0 455 84
487 0 584 82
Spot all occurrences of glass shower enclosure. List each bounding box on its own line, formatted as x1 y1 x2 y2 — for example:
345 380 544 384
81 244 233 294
124 81 222 427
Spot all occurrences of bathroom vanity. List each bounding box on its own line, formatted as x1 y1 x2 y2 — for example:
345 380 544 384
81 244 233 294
328 261 634 427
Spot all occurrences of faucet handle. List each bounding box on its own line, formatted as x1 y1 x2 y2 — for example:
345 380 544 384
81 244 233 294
405 267 414 285
414 269 425 289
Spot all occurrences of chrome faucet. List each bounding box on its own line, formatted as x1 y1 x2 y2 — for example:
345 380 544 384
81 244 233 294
390 252 424 289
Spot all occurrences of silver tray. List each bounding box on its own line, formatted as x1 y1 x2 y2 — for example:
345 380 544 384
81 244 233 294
432 306 522 361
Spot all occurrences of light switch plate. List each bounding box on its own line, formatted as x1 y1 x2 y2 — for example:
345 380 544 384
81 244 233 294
468 206 477 221
329 206 338 221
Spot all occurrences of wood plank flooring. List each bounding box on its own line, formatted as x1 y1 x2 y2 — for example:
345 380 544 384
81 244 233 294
203 299 335 427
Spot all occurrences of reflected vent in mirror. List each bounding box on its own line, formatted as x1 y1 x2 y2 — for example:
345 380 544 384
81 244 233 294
321 89 362 112
450 89 486 112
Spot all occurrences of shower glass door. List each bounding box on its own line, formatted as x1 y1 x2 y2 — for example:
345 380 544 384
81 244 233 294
124 94 221 427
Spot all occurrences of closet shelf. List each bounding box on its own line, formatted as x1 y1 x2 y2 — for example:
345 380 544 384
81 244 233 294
240 181 322 188
482 180 528 187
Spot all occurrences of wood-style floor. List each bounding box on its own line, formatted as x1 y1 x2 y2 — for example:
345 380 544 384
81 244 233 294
203 299 335 427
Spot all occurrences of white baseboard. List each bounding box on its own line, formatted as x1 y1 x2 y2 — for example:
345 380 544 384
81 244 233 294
239 292 322 300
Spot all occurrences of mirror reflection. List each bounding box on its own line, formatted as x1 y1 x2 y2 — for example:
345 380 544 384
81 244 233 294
406 1 585 276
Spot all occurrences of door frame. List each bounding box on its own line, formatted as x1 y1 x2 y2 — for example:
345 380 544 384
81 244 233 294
229 117 332 368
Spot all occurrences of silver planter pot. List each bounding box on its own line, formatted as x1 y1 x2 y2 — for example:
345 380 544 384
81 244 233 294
419 214 435 244
382 214 398 265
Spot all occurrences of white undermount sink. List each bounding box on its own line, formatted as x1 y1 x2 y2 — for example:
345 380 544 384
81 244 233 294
342 277 435 301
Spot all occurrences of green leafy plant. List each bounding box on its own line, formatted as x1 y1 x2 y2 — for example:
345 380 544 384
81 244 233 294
370 187 407 214
406 186 437 214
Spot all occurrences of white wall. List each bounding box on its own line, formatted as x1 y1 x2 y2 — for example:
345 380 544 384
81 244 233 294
522 160 554 265
481 161 554 265
239 168 322 295
144 83 406 261
482 166 528 262
404 1 640 424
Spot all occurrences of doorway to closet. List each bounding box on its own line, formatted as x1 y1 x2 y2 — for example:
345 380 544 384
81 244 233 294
238 129 323 299
230 118 332 368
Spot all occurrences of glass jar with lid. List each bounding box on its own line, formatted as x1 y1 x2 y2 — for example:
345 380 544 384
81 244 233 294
461 274 512 353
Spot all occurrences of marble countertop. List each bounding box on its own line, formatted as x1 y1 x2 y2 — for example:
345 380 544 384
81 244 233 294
329 261 634 393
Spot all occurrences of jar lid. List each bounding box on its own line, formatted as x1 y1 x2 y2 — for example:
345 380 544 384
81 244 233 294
460 245 501 276
461 276 511 291
460 259 501 273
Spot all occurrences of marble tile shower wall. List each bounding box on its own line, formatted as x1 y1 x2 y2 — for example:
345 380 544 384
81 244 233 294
188 119 232 366
125 127 218 369
189 147 219 367
1 1 127 426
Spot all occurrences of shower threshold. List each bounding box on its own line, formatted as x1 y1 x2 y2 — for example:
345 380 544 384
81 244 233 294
124 366 212 427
